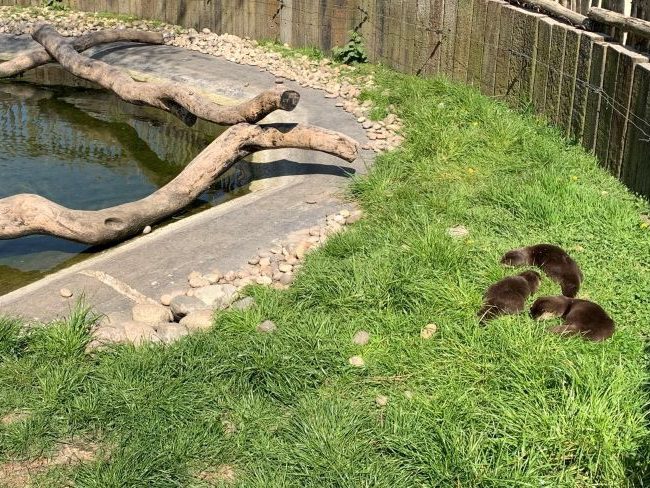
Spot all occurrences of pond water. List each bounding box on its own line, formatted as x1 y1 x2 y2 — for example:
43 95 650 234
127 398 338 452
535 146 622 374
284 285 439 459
0 82 252 296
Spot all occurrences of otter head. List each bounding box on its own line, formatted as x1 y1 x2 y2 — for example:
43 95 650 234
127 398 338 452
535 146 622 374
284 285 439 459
500 248 529 267
530 296 572 320
520 270 542 294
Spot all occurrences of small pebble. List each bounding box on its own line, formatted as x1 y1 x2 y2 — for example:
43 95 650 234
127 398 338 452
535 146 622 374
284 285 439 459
352 330 371 346
60 288 73 298
256 320 277 333
348 355 365 367
375 395 389 407
420 323 438 340
142 225 152 234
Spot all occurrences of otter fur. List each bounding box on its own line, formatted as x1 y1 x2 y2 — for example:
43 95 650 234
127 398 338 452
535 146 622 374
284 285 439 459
530 296 615 341
501 244 583 297
478 270 541 323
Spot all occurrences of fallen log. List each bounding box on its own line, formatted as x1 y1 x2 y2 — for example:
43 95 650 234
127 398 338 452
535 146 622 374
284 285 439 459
588 7 650 40
0 29 164 78
0 123 359 245
31 24 300 127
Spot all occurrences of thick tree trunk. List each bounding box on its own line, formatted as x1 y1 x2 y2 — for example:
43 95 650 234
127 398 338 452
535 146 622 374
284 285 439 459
0 123 359 245
31 24 300 127
0 30 164 78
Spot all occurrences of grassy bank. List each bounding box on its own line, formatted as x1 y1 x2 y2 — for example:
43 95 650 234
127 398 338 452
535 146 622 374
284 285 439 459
1 65 650 487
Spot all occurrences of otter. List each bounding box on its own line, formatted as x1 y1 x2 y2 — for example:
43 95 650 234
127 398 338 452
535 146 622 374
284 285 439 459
501 244 583 297
478 270 541 323
530 296 615 341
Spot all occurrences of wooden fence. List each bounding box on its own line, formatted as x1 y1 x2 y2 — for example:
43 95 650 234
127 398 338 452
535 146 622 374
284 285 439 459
1 0 649 200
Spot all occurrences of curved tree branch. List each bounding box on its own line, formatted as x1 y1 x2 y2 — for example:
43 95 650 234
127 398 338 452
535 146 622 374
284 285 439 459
0 29 165 78
31 24 300 127
0 123 359 245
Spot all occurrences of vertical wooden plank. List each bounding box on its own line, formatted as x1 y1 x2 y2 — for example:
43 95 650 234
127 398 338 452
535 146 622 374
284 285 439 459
606 46 648 176
544 23 568 123
557 28 581 132
494 4 514 99
440 0 458 76
452 0 474 81
569 32 604 141
480 0 504 96
582 40 608 152
467 0 488 87
507 7 541 105
621 63 650 199
280 0 293 45
532 16 556 115
430 0 445 74
594 45 621 167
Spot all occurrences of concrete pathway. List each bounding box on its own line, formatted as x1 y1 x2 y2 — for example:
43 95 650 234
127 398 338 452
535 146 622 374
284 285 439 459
0 35 371 321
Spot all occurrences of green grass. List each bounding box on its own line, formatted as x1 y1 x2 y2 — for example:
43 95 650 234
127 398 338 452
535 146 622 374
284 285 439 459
2 67 650 487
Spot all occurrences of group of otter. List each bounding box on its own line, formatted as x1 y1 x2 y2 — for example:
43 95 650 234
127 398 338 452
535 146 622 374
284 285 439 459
478 244 615 341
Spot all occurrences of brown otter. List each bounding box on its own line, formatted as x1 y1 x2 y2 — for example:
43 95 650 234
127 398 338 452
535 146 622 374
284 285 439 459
477 270 541 323
530 296 615 341
501 244 583 297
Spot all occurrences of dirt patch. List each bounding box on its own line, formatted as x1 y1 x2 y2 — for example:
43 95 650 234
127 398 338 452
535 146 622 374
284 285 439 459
0 441 97 487
0 410 30 426
197 464 237 485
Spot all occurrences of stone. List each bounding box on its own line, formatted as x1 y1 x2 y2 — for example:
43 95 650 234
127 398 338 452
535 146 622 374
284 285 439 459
256 320 277 333
447 225 469 239
256 276 273 285
202 27 211 34
230 296 256 310
346 210 363 224
352 330 371 346
420 323 437 340
160 289 185 306
348 355 365 367
259 257 271 267
132 303 172 324
142 225 152 234
279 273 294 286
188 271 210 288
154 323 189 343
205 272 221 284
340 209 351 218
278 263 293 273
194 284 238 309
294 241 313 259
248 256 260 265
91 325 127 345
170 295 209 319
123 321 161 345
60 288 73 298
375 395 389 407
180 310 214 331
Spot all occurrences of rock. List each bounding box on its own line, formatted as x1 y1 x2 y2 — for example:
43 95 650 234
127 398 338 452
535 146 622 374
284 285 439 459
194 284 239 309
352 330 371 346
60 288 73 298
132 303 172 323
202 27 211 34
160 289 185 306
256 320 277 333
294 241 313 259
278 263 293 273
205 272 221 284
420 323 438 340
375 395 389 407
340 209 351 218
123 321 161 345
256 276 273 285
230 296 256 310
259 257 271 267
248 256 260 265
155 323 189 343
279 273 294 286
91 325 127 345
180 310 214 331
170 295 210 319
189 274 210 288
304 195 318 204
346 210 363 224
142 225 152 234
348 355 365 367
447 225 469 239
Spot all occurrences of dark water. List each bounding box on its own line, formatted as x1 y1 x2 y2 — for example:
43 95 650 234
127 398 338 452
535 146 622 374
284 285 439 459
0 82 252 295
